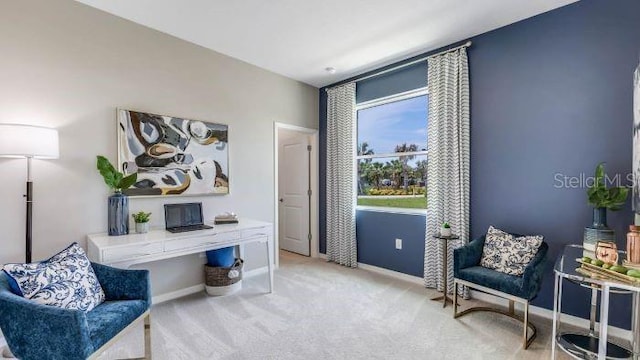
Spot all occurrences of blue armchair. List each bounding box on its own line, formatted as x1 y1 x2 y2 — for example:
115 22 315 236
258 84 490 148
0 263 152 360
453 235 548 349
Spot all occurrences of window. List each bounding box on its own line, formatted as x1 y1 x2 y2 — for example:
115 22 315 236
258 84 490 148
356 88 428 211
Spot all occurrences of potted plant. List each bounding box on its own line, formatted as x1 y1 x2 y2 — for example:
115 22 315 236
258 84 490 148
132 211 151 234
96 155 137 236
584 162 629 250
440 222 452 237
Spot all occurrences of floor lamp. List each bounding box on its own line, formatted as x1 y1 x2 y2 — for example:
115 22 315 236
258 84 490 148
0 124 59 263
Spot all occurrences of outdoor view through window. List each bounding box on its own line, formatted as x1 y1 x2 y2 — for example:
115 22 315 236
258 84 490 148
357 92 428 210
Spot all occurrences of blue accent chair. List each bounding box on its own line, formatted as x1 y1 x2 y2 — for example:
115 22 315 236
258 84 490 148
0 263 152 360
453 234 548 349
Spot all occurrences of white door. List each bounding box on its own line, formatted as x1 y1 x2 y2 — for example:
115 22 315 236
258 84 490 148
278 130 310 256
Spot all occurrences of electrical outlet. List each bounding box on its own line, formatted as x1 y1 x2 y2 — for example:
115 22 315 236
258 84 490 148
395 238 402 250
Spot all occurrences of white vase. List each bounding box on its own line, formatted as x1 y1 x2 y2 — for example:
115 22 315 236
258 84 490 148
440 227 452 237
135 222 149 234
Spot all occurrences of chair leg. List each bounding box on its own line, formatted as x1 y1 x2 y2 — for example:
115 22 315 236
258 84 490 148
523 301 529 350
144 313 152 359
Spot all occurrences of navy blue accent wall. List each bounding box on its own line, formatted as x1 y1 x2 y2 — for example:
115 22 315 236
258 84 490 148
357 211 426 277
357 62 427 103
469 0 640 328
319 0 640 328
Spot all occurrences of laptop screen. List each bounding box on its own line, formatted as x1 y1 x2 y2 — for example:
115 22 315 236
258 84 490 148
164 203 204 229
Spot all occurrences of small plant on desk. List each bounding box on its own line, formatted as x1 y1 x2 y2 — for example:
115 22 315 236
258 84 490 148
132 211 151 234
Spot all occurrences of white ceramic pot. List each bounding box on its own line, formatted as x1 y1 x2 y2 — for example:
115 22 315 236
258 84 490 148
440 227 452 237
135 222 149 234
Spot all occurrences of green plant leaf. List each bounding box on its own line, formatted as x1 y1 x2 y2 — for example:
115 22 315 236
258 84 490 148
132 211 151 223
96 155 117 189
585 162 629 211
119 173 138 190
595 163 605 186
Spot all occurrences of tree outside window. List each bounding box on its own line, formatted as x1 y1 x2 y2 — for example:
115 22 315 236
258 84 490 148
356 90 428 210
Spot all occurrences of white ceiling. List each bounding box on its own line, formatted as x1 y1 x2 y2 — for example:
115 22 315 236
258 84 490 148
74 0 577 88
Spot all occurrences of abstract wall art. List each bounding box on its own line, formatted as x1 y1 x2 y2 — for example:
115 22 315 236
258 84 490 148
117 109 229 196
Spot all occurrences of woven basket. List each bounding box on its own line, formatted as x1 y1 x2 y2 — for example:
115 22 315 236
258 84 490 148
205 258 243 287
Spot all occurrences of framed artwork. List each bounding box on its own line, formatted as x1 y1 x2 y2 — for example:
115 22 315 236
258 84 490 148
117 109 229 196
634 64 640 212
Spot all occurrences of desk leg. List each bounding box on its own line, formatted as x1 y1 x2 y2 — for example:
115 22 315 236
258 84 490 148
266 238 273 294
598 283 610 360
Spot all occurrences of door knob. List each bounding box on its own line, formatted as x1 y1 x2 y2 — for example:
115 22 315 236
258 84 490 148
279 198 284 202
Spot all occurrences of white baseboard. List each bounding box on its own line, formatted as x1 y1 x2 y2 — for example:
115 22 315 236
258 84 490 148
152 284 205 304
357 262 424 286
151 266 269 304
243 266 269 278
356 262 632 340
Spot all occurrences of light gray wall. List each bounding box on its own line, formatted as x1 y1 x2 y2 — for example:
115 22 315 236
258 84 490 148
0 0 318 296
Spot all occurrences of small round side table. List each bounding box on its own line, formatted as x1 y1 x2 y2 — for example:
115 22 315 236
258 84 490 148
431 234 460 308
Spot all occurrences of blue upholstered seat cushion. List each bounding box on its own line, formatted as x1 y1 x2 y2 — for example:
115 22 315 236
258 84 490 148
480 226 543 276
87 300 148 350
457 265 533 299
2 243 105 312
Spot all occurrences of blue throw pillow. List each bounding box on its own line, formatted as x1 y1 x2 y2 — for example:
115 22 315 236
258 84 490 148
2 271 23 296
2 243 105 312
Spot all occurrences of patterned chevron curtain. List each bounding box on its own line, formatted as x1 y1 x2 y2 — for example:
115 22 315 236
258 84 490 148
423 47 470 295
326 83 357 267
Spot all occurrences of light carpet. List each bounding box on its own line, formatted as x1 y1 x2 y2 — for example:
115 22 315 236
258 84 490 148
97 251 572 359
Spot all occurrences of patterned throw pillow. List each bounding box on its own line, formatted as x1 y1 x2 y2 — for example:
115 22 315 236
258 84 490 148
480 226 543 276
2 243 105 312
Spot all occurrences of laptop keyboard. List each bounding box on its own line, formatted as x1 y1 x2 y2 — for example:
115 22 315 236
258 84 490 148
167 224 213 233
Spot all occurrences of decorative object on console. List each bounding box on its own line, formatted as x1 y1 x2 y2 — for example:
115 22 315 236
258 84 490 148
595 240 618 264
626 225 640 264
584 162 628 252
117 109 229 196
0 124 59 263
132 211 151 234
2 243 105 312
440 222 452 237
215 212 239 224
96 155 137 236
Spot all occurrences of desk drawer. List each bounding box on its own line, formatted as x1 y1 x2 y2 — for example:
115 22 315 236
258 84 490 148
242 226 272 239
164 231 240 252
102 242 163 263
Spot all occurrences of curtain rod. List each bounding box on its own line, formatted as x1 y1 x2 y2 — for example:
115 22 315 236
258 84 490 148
325 40 472 90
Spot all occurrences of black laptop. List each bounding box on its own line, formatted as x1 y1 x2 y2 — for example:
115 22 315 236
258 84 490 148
164 203 213 233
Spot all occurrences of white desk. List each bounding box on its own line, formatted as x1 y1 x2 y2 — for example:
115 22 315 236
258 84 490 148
87 219 273 293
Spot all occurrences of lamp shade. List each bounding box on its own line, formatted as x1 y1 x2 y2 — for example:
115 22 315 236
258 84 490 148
0 124 59 159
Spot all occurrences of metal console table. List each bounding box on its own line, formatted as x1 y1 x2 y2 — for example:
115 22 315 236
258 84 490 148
552 244 640 359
